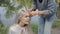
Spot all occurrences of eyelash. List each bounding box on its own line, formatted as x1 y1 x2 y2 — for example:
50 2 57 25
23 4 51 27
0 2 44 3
26 16 29 17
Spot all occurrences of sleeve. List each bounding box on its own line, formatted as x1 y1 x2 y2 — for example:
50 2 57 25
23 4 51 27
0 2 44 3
43 0 57 17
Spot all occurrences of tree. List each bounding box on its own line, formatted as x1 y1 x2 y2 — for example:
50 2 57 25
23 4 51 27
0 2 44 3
56 0 60 19
0 0 33 18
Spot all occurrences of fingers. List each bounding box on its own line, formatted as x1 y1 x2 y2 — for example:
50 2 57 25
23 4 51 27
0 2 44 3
28 8 35 12
30 11 38 16
29 8 36 11
21 8 37 16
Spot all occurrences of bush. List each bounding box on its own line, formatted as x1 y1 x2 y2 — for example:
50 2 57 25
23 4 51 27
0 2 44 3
0 26 8 34
52 20 60 28
30 23 38 34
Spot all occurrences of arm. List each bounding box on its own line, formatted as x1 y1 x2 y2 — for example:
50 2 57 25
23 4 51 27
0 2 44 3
28 0 37 16
40 0 57 17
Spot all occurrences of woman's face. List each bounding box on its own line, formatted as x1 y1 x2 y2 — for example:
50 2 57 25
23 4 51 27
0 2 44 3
20 12 30 26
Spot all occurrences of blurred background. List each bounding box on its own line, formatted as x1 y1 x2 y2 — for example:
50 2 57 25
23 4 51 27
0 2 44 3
0 0 60 34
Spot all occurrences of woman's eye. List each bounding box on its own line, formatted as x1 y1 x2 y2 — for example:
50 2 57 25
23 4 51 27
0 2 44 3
26 16 28 17
26 16 29 17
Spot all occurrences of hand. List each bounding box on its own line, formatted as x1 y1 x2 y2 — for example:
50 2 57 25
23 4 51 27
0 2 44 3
28 8 36 13
30 11 38 16
27 8 37 16
38 11 45 15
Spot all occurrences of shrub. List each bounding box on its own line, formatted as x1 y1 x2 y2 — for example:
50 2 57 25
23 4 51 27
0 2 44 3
30 23 38 34
52 20 60 28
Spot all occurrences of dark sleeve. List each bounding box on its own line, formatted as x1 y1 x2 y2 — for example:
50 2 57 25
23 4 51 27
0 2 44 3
43 0 57 17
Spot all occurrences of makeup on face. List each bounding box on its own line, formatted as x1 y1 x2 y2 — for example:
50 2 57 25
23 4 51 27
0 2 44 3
19 12 30 27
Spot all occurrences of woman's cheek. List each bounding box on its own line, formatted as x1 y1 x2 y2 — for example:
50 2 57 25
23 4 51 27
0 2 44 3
23 18 26 22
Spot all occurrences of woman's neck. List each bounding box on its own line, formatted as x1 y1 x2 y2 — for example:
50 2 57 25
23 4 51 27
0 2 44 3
19 22 24 27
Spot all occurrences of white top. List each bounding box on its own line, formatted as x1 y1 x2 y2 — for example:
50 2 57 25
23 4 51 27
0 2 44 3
8 24 28 34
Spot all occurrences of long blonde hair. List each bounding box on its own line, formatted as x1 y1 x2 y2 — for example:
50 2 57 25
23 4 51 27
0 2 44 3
13 9 34 34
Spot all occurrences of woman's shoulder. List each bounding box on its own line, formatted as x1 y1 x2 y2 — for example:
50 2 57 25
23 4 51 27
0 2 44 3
9 24 19 31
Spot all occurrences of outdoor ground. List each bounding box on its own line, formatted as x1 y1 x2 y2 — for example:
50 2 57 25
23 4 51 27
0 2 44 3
52 27 60 34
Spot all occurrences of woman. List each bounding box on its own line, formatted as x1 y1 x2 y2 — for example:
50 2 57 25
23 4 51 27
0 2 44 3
28 0 57 34
8 10 33 34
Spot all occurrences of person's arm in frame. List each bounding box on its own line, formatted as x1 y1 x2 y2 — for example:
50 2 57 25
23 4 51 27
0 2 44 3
29 0 57 16
38 0 57 17
27 0 37 16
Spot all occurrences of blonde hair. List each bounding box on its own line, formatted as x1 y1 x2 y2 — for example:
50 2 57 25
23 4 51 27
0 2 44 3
13 9 34 34
13 9 25 24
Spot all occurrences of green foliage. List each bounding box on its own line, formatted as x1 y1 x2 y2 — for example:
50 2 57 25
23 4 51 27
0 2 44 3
0 19 8 34
0 0 16 18
30 23 38 34
56 10 60 19
0 26 8 34
57 0 60 3
52 20 60 28
56 2 60 19
0 0 33 18
30 20 60 34
14 0 33 9
0 20 3 27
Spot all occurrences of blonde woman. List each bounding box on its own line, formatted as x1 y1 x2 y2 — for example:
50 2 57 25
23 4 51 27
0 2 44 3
8 10 33 34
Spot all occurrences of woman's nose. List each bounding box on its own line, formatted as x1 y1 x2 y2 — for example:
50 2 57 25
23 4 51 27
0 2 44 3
27 17 30 20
